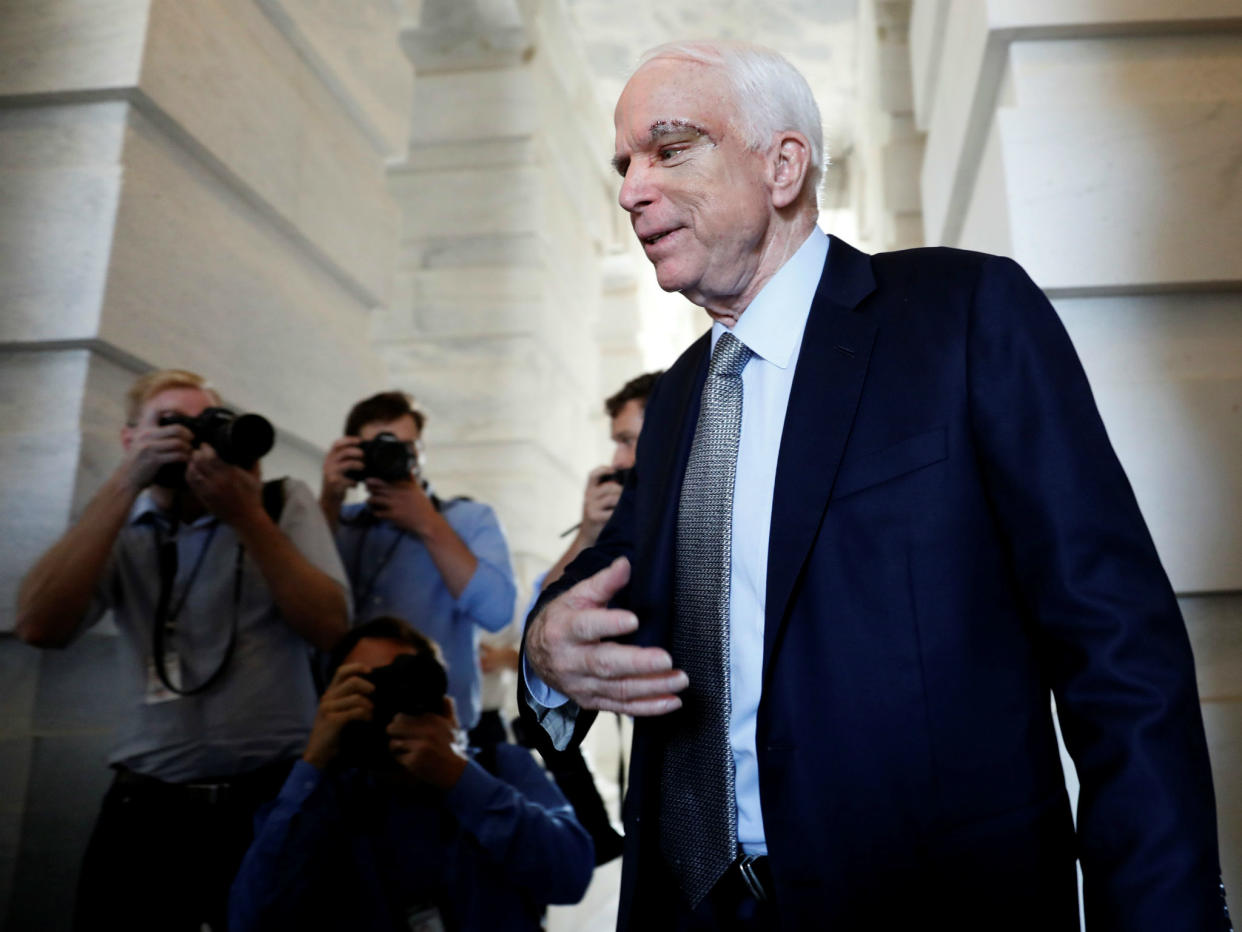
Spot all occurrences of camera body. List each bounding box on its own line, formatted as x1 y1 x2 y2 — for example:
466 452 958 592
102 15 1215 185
154 406 275 488
339 651 449 770
346 431 417 483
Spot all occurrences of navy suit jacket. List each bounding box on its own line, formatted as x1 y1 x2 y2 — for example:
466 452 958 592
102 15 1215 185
522 237 1227 930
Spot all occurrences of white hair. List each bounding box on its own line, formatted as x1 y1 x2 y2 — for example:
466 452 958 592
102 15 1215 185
637 40 826 202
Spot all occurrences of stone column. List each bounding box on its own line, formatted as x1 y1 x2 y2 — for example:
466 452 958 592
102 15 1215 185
912 0 1242 905
384 0 695 604
853 0 927 252
0 1 411 926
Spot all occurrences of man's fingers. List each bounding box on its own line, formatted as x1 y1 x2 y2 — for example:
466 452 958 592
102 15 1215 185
567 557 631 609
327 663 371 689
592 694 684 717
582 666 687 697
578 642 678 679
327 677 375 701
322 694 373 716
566 607 641 643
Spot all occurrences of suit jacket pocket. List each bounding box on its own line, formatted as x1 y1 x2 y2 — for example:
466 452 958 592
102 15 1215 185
833 425 947 500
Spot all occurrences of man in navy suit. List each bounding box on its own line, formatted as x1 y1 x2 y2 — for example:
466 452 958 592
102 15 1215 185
520 40 1230 931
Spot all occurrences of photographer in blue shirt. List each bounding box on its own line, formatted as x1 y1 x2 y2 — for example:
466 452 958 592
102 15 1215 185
320 391 517 731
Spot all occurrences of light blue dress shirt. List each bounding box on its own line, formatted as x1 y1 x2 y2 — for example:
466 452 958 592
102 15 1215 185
530 229 828 854
336 498 517 730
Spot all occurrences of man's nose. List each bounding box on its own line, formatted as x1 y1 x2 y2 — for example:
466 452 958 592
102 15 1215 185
618 163 653 214
612 445 634 471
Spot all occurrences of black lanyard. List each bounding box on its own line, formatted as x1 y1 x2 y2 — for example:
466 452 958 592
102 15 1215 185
343 491 445 616
348 522 403 617
150 519 243 696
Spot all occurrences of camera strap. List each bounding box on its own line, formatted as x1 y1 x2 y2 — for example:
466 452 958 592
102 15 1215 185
349 522 404 617
150 521 241 698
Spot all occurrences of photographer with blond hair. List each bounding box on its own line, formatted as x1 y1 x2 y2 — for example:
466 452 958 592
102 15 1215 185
16 367 349 931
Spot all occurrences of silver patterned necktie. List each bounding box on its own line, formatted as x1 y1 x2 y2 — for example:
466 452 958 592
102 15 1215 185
660 330 753 909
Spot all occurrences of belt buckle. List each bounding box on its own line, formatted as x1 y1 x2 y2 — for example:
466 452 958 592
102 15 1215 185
737 854 769 903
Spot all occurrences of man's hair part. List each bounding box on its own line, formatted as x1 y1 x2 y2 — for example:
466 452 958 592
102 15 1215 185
344 391 426 437
637 40 826 202
125 369 220 426
605 370 663 419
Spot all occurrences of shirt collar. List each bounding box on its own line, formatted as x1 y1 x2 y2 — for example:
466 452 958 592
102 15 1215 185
128 490 218 530
710 227 828 369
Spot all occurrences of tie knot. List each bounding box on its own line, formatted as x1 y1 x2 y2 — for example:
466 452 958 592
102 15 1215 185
709 331 752 379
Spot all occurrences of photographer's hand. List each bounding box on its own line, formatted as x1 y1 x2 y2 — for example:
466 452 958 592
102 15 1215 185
388 698 468 789
187 444 348 650
319 436 364 529
117 422 195 494
304 663 375 770
367 479 479 598
526 557 687 716
364 477 436 536
186 444 264 526
581 465 623 542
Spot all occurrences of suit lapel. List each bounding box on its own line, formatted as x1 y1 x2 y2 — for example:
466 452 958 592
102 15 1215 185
763 236 879 684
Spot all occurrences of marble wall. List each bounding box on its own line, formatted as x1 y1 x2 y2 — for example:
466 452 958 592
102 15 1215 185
384 0 699 602
0 1 412 926
912 0 1242 911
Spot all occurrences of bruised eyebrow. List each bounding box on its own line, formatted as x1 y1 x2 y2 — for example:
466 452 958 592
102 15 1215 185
612 119 714 176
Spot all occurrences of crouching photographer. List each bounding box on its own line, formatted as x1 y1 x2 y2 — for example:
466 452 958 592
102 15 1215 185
229 617 593 932
15 368 350 932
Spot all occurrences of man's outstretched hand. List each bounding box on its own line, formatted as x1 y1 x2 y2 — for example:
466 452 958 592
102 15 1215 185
525 557 688 716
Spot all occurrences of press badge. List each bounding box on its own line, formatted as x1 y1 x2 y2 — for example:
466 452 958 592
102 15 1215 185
405 905 445 932
144 650 183 703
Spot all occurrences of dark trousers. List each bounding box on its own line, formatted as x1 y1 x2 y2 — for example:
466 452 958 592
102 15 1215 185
73 761 293 932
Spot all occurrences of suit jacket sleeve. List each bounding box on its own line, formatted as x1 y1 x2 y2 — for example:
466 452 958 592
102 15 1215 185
967 256 1228 929
516 372 669 753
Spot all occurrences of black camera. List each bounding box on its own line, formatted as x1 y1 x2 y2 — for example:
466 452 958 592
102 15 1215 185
597 467 631 486
339 651 449 770
154 406 275 488
346 431 417 482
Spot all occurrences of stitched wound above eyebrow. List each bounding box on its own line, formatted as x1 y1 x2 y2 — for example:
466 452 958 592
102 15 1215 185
648 120 711 143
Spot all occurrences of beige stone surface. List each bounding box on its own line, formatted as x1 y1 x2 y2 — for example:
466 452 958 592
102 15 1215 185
99 107 388 450
255 0 413 157
1010 34 1242 107
0 351 89 632
408 68 538 146
1056 293 1242 593
0 0 147 96
1183 594 1242 702
913 1 1242 246
1201 698 1242 915
999 102 1242 292
0 103 129 343
138 0 398 304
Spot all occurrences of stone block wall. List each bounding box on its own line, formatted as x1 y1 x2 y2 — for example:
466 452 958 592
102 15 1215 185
0 1 412 926
384 0 699 605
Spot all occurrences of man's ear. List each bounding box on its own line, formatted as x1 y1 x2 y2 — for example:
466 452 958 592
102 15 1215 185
768 131 811 209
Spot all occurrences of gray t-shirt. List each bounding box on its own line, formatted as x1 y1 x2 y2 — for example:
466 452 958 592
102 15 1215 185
84 478 349 782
